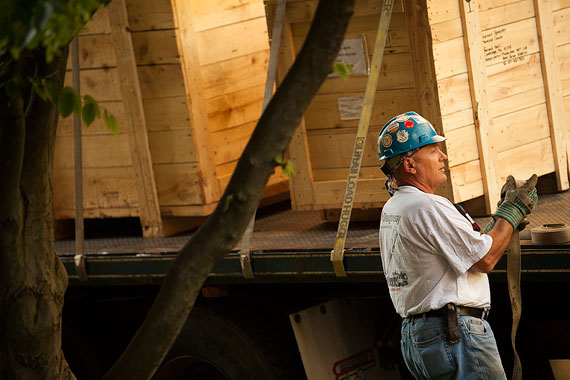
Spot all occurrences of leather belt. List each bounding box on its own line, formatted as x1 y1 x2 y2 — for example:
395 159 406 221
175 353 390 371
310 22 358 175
408 305 489 320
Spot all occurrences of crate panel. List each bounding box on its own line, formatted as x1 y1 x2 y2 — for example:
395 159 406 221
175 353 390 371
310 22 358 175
206 85 265 133
304 89 416 131
54 134 132 169
53 167 138 213
154 164 203 206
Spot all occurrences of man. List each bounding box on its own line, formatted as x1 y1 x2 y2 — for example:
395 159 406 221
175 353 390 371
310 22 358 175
377 111 537 380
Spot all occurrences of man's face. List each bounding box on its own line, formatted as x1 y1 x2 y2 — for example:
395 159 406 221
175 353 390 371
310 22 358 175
408 143 448 193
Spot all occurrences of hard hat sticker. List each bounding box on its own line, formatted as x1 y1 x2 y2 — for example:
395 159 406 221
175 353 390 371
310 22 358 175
382 134 393 148
404 120 414 129
388 122 399 134
396 130 409 143
396 114 409 122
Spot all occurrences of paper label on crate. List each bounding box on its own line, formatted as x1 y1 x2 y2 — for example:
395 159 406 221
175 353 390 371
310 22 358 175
337 96 364 120
329 35 370 78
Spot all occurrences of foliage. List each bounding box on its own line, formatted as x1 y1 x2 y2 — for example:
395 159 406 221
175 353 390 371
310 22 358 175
274 154 294 177
0 0 116 130
0 0 105 62
332 62 353 80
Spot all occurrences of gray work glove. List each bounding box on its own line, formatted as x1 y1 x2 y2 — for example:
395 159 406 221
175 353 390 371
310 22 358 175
483 174 538 233
494 174 538 230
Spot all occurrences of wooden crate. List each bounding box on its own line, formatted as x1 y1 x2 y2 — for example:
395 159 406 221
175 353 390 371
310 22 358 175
53 0 289 236
269 0 570 215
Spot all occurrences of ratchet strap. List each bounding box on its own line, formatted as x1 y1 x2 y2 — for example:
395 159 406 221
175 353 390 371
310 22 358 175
239 0 287 279
331 0 394 277
507 229 522 380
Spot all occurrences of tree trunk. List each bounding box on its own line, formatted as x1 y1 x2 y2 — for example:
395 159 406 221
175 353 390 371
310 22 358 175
102 1 355 379
0 48 75 380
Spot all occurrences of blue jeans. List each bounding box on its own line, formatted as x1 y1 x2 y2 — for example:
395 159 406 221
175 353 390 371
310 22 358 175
400 311 507 380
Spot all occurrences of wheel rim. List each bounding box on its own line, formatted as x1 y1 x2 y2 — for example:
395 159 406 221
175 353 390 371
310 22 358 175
154 355 230 380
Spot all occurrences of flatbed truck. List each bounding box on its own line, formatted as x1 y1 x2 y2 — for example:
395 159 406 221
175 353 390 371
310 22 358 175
57 191 570 380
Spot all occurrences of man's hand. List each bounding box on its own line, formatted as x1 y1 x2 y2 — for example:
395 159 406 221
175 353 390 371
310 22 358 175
494 174 538 230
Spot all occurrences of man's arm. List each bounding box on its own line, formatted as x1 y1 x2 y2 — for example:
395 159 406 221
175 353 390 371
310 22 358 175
470 218 512 273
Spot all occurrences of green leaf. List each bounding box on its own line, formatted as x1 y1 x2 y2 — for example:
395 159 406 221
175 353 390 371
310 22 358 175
274 154 284 165
104 109 119 136
82 102 98 126
82 95 101 126
57 86 78 117
332 63 347 79
346 64 354 76
283 159 295 178
223 194 234 213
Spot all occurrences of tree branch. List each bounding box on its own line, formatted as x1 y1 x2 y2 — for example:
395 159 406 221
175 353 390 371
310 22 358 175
102 1 355 379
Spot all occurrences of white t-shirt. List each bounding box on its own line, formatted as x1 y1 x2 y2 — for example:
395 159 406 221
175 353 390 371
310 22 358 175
379 186 493 317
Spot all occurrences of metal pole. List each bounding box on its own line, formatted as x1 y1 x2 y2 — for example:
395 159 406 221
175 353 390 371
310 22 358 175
71 36 87 281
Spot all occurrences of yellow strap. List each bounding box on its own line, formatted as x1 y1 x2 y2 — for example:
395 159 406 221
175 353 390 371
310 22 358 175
507 230 523 380
331 0 395 277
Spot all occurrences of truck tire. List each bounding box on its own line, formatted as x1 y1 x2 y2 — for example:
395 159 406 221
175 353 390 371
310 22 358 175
154 307 305 380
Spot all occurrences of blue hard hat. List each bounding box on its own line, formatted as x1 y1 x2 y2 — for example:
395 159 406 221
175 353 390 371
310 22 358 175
377 111 446 161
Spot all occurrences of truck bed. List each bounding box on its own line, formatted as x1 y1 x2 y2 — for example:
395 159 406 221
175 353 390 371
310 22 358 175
56 190 570 285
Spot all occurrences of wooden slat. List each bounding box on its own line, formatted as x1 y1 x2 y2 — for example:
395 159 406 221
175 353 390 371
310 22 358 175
195 17 269 66
143 97 191 132
206 84 265 133
445 124 479 167
307 128 382 170
433 37 468 79
210 121 256 165
490 86 546 117
274 13 315 208
479 0 535 31
554 7 570 45
552 0 570 10
154 163 203 206
497 138 555 179
108 0 163 237
404 0 454 200
492 103 551 153
171 0 220 203
148 130 197 164
430 17 463 43
426 0 461 24
312 166 380 181
68 30 179 70
437 73 473 115
318 53 415 94
487 53 545 101
535 0 570 190
283 0 404 24
190 0 265 32
459 0 500 214
54 167 138 213
291 13 410 55
441 108 475 132
304 89 416 130
312 179 389 207
449 160 485 202
138 65 186 99
54 135 132 169
126 0 174 31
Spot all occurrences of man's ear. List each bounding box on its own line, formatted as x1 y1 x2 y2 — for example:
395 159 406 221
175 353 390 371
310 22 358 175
402 158 415 174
